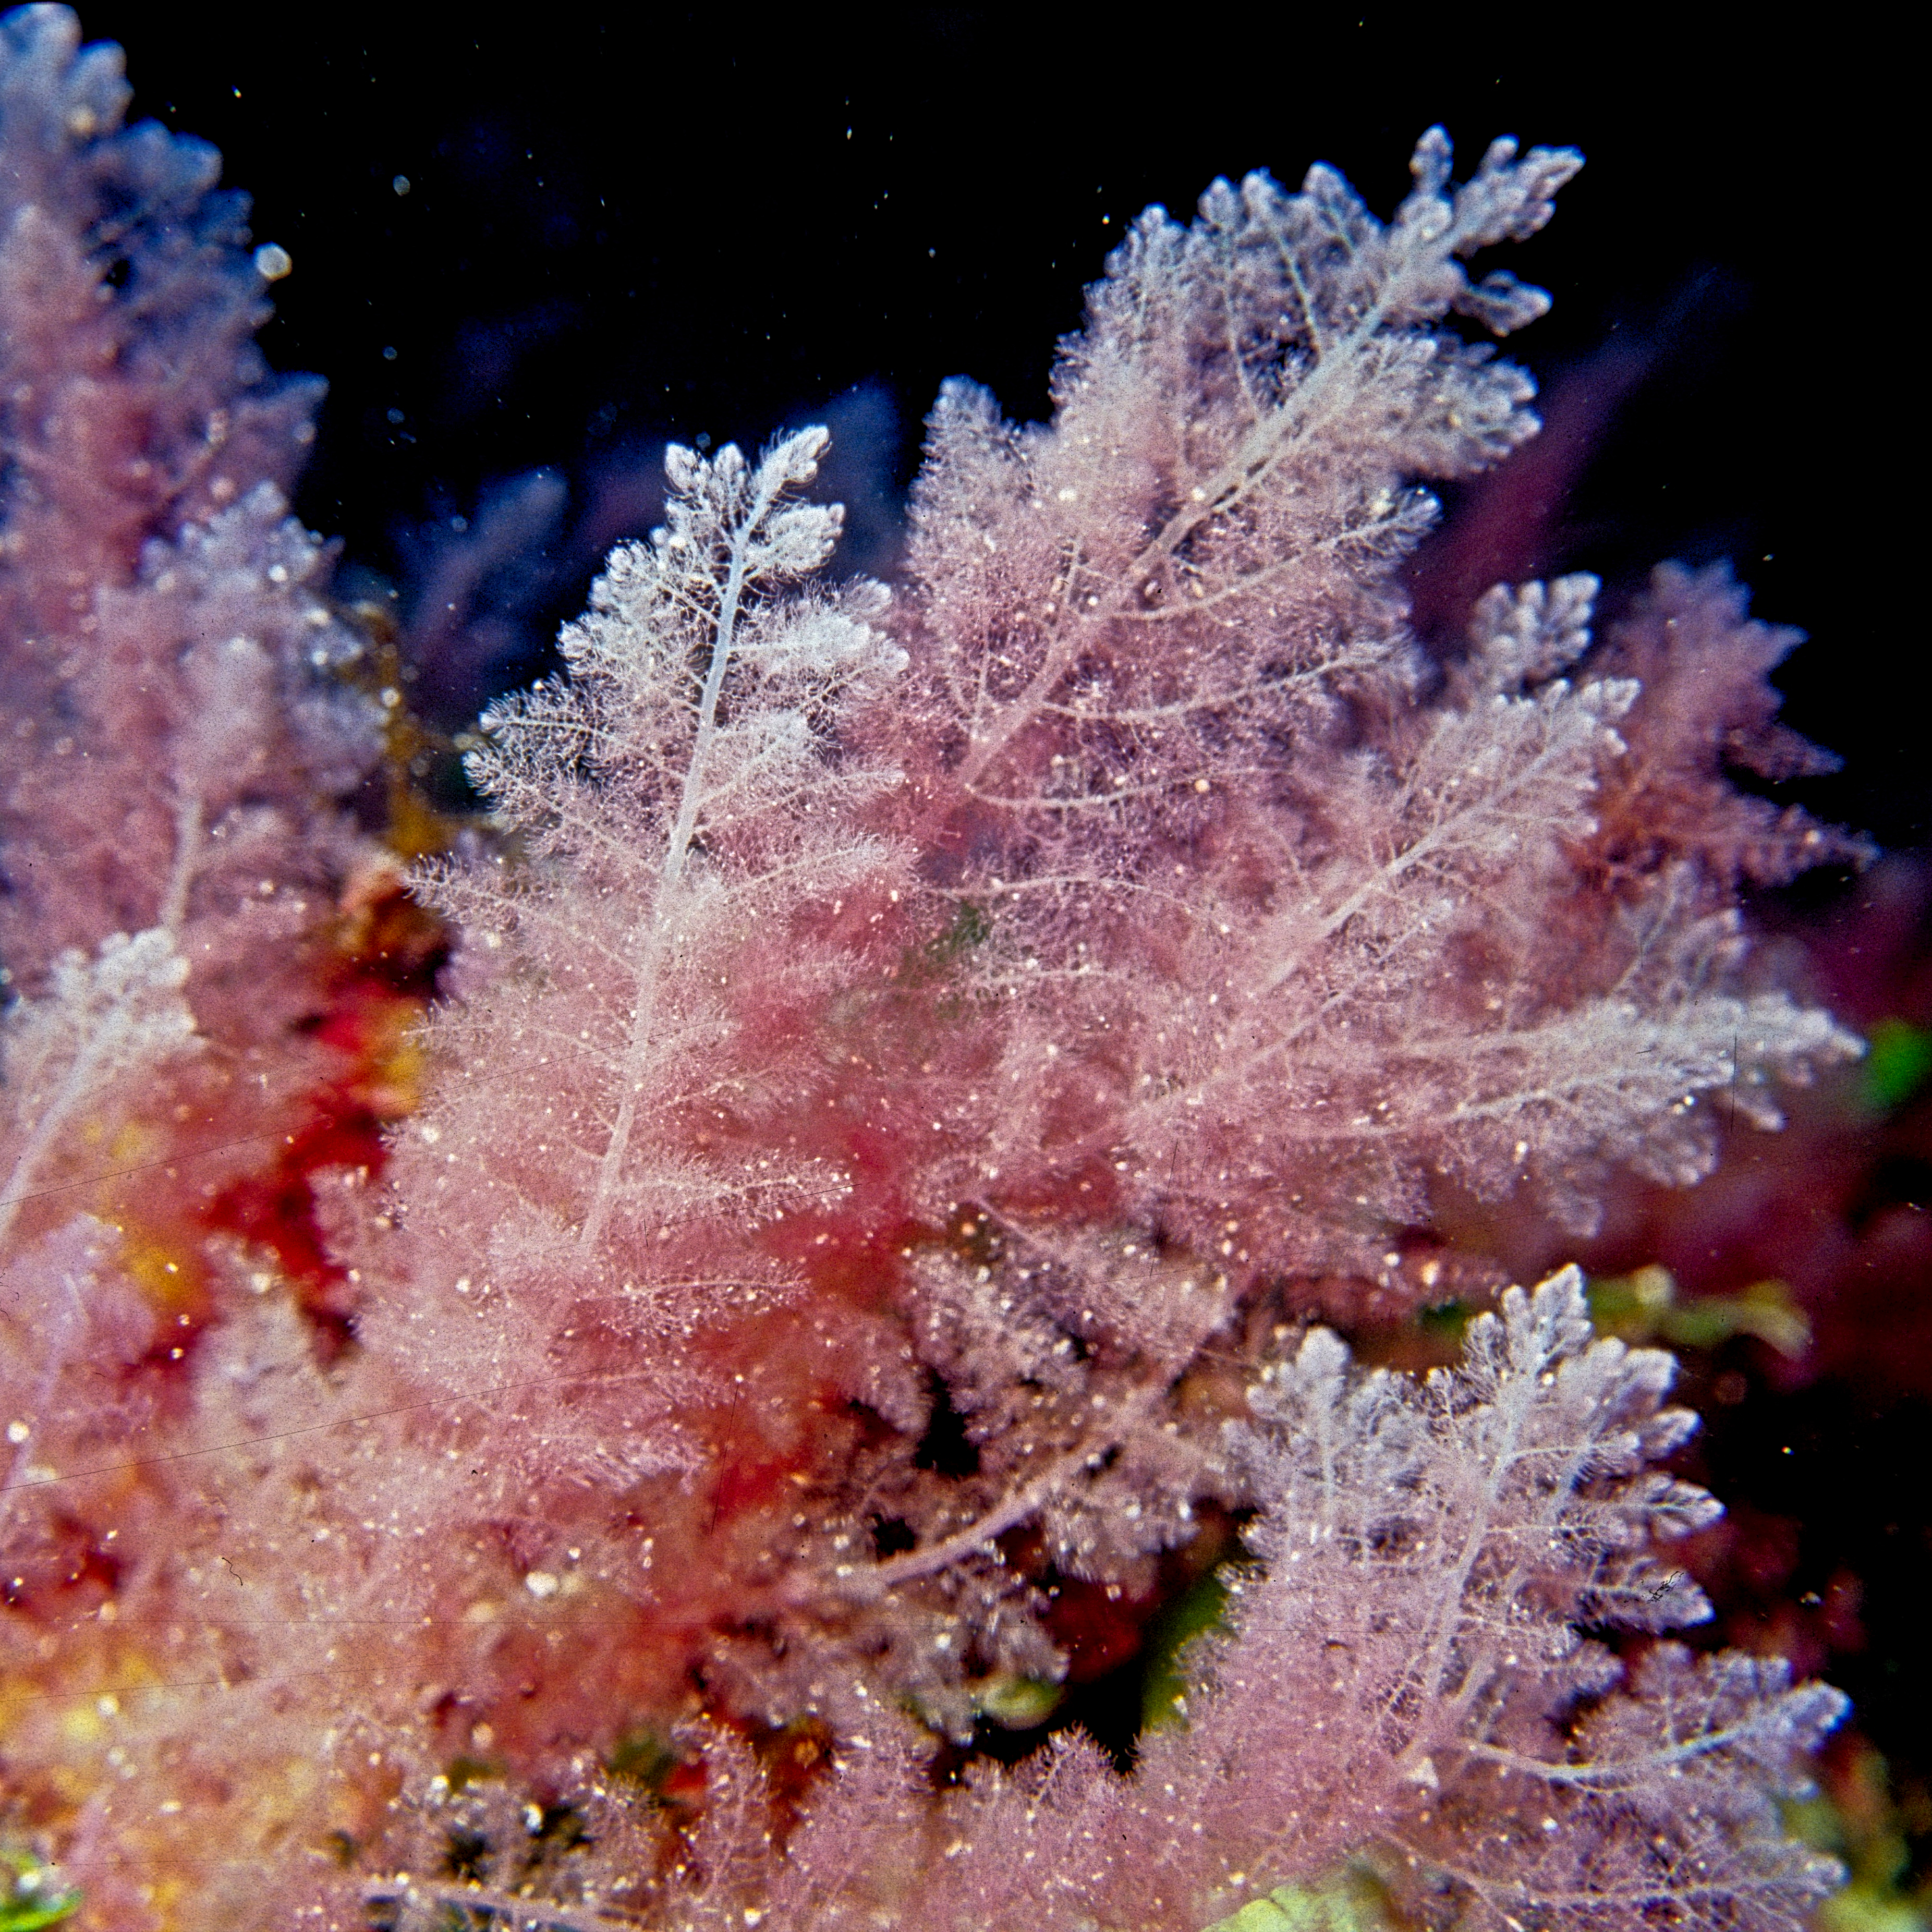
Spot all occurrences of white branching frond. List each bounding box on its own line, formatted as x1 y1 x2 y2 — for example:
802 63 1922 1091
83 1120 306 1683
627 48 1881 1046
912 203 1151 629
0 927 197 1249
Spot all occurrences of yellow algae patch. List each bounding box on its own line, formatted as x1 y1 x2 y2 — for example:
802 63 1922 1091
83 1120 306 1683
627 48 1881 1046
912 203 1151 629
116 1229 206 1316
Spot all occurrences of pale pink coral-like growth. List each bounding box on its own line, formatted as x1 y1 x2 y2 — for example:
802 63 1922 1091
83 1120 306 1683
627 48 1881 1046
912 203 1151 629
0 1 382 1267
873 135 1860 1302
1 12 392 1911
364 1274 1845 1932
0 11 1860 1927
1590 560 1876 893
0 5 314 632
331 124 1853 1932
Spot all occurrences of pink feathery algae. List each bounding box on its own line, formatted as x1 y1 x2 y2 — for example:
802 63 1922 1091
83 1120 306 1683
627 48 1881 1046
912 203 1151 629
0 9 1857 1928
